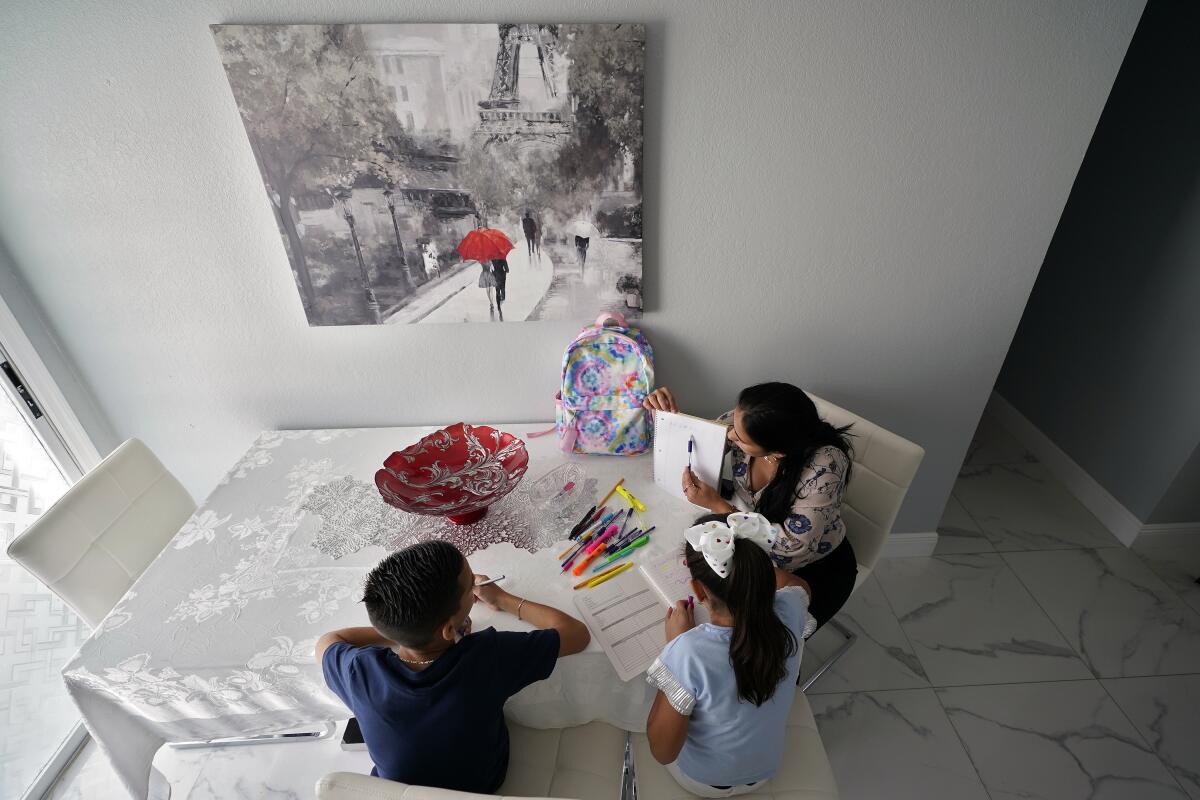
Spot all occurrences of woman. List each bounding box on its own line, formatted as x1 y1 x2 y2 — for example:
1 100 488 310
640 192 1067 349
475 260 497 312
643 382 855 631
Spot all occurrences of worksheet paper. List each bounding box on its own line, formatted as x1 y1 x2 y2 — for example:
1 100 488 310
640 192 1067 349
652 410 729 506
574 551 709 681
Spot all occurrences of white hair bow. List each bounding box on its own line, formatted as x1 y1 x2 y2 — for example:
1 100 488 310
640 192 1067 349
684 512 777 578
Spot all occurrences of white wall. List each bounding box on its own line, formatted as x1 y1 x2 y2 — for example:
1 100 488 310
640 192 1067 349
0 0 1144 534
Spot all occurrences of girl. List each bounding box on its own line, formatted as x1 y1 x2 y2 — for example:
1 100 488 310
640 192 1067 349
645 512 814 796
643 382 855 630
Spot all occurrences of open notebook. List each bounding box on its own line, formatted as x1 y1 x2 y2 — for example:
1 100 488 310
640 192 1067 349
652 410 729 506
573 550 708 682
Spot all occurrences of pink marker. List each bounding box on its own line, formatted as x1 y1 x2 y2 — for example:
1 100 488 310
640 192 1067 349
586 524 620 554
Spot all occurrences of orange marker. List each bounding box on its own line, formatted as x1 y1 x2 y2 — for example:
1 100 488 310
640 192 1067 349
572 546 605 576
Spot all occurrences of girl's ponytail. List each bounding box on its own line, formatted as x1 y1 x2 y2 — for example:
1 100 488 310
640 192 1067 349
685 518 797 706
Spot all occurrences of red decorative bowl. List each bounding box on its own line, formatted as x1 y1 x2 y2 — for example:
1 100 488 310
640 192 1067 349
375 423 529 525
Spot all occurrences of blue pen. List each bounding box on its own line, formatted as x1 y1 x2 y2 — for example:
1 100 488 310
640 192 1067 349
688 435 695 471
608 528 641 554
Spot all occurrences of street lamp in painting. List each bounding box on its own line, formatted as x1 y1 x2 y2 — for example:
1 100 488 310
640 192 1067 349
383 188 415 289
333 189 382 324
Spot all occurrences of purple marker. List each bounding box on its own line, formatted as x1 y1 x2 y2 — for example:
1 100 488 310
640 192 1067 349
687 435 695 471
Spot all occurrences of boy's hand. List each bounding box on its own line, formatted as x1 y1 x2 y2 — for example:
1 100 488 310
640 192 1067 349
665 600 694 642
473 574 508 610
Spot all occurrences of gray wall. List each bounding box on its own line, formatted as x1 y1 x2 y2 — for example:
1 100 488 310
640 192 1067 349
0 1 1144 534
996 0 1200 524
1149 446 1200 525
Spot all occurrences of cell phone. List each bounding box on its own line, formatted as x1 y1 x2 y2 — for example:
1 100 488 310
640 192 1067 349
340 717 367 751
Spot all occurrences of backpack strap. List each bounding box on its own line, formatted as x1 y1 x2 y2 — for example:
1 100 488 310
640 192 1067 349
594 312 628 329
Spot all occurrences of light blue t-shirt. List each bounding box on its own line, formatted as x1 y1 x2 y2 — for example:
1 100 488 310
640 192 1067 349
648 587 809 787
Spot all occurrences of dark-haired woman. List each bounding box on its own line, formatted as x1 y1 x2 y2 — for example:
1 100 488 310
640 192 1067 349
644 382 856 630
645 512 813 795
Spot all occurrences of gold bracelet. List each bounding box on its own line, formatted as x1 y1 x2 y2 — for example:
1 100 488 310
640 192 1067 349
516 598 527 620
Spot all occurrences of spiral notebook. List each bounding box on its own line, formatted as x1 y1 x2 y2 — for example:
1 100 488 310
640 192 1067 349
574 550 709 682
652 410 729 507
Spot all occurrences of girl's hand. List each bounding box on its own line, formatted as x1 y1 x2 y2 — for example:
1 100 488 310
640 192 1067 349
682 468 732 512
472 574 508 610
643 387 679 414
665 600 694 642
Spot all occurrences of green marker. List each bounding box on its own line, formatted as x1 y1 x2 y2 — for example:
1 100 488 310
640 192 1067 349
594 535 649 571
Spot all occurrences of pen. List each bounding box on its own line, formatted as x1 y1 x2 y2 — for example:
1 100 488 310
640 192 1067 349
568 505 598 540
598 478 625 509
688 435 695 471
474 575 504 587
607 527 640 553
562 515 613 570
586 524 620 555
598 535 649 568
686 595 695 611
585 562 635 588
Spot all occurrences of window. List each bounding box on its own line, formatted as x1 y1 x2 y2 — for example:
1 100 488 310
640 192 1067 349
405 112 415 130
383 57 392 74
394 56 404 74
385 86 397 102
400 86 409 102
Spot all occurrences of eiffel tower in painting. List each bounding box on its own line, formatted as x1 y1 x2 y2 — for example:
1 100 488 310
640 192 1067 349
474 24 572 153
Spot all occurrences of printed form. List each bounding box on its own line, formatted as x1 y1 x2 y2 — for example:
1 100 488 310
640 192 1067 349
574 570 667 681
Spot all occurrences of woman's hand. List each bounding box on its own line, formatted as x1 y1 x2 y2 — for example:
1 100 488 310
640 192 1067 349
665 600 694 642
643 387 679 414
682 467 734 513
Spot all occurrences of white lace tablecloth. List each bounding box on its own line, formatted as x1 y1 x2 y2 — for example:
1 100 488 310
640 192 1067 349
62 424 702 799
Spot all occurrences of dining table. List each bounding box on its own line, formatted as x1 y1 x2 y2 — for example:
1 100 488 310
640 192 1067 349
61 423 705 799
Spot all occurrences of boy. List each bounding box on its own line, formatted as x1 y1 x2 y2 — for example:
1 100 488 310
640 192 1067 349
316 540 590 793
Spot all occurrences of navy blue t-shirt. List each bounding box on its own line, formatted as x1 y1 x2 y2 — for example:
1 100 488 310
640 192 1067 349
322 627 560 793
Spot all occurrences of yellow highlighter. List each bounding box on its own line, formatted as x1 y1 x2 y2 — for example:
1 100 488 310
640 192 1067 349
614 485 646 513
585 561 635 588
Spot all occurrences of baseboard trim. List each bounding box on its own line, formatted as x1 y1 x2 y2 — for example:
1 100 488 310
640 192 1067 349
1136 522 1200 546
988 394 1142 547
881 531 939 558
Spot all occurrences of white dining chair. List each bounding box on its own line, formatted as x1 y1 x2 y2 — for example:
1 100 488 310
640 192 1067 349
317 721 631 800
6 438 196 629
800 393 925 690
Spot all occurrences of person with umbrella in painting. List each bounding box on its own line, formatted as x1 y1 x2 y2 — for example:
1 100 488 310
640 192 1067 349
457 227 515 319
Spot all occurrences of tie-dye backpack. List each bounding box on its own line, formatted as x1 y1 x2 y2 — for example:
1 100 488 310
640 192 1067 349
554 313 655 455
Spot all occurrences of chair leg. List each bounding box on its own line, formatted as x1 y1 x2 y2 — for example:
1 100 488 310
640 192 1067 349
799 617 857 691
620 731 637 800
168 722 337 750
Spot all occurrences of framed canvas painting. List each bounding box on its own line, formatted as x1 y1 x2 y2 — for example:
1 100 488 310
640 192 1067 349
212 24 645 325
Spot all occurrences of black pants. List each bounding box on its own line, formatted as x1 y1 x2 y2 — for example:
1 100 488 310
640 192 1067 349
792 537 857 632
495 277 506 303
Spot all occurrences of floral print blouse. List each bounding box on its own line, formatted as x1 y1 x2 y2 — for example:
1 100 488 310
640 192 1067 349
718 412 849 571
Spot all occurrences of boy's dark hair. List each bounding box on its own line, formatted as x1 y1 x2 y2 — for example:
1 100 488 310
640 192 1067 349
685 513 797 706
362 540 465 647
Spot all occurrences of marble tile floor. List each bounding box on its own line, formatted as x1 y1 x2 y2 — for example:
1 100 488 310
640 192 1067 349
44 414 1200 798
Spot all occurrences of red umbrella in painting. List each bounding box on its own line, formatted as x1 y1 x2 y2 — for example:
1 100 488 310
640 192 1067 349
457 228 515 262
